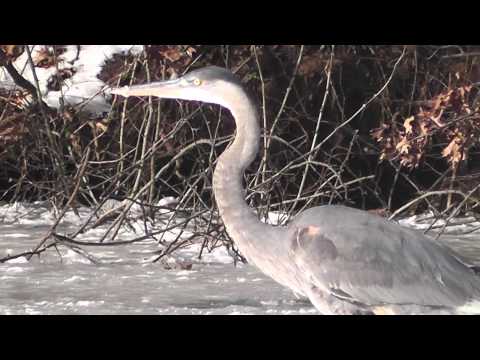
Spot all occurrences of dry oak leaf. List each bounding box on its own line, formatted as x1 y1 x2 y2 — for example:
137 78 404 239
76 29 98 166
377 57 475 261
395 137 411 154
403 116 415 135
442 139 465 165
0 45 24 65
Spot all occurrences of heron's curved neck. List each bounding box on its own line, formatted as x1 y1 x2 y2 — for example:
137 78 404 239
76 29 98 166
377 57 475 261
212 90 276 259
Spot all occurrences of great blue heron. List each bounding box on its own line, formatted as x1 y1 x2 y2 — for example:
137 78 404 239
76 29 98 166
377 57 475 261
111 66 480 315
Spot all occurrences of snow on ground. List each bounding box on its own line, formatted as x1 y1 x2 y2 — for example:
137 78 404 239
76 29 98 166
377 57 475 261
0 199 231 262
0 45 144 114
2 201 480 266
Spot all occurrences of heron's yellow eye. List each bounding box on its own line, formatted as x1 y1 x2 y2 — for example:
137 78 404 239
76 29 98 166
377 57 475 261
193 78 202 86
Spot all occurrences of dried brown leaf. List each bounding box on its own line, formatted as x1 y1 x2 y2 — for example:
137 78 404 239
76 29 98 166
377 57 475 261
0 45 24 65
395 137 411 154
161 48 183 62
403 116 415 134
442 139 464 165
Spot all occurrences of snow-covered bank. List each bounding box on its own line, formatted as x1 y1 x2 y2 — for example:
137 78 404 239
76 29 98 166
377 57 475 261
0 45 144 114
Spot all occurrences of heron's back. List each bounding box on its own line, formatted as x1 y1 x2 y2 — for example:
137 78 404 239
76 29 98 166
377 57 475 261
287 205 480 311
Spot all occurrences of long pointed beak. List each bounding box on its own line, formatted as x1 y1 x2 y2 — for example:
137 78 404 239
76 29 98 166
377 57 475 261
110 78 183 99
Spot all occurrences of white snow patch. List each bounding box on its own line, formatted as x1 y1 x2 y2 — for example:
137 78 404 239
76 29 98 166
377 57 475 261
64 276 85 283
24 307 42 315
0 45 144 114
4 256 28 264
76 300 100 307
3 233 30 238
456 300 480 315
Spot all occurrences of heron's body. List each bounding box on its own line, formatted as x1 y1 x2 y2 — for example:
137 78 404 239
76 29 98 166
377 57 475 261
289 206 480 314
112 66 480 314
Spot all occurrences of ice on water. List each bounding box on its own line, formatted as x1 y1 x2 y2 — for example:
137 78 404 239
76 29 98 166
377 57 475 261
0 201 316 314
1 201 480 314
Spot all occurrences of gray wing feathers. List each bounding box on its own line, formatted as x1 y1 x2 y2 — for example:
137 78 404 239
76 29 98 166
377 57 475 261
289 206 480 308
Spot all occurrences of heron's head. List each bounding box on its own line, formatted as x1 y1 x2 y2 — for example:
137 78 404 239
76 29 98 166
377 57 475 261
111 66 243 108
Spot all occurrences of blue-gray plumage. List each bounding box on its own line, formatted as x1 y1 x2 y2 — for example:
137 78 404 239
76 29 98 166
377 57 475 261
289 206 480 314
111 66 480 315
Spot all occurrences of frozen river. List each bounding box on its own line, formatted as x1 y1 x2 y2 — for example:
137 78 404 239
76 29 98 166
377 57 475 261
0 258 315 315
0 202 317 315
1 202 480 315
